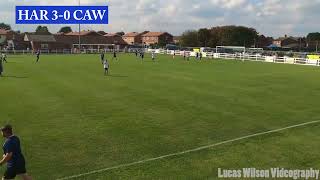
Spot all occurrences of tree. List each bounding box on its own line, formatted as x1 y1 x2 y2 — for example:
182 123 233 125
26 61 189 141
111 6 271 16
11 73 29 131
180 30 199 47
35 26 50 34
158 38 167 47
116 32 125 36
198 28 210 47
306 32 320 51
207 30 219 48
0 23 11 30
59 26 72 33
180 26 259 48
307 32 320 41
209 26 258 47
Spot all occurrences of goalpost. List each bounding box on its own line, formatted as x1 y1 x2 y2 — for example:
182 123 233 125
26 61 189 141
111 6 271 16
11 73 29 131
215 46 246 61
215 46 246 54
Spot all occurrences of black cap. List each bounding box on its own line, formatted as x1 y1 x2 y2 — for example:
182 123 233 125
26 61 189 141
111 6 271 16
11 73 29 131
1 124 12 132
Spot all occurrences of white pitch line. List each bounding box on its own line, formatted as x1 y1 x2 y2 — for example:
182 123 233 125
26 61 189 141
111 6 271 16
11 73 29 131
56 120 320 180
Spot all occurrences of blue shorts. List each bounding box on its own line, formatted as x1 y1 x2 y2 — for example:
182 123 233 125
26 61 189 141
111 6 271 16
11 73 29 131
4 166 27 179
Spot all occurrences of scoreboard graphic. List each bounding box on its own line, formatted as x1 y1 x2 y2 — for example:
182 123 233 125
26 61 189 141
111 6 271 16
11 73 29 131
16 6 109 24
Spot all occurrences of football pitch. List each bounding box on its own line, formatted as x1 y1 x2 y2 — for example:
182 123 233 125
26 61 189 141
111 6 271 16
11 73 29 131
1 53 320 179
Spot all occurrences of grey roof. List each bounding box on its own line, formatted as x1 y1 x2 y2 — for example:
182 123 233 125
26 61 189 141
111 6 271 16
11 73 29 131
25 34 56 42
274 36 301 42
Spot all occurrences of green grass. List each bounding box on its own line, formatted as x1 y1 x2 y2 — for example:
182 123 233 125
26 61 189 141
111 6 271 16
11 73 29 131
1 53 320 179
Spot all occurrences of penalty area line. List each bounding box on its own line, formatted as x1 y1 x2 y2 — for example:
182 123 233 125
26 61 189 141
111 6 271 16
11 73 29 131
56 120 320 180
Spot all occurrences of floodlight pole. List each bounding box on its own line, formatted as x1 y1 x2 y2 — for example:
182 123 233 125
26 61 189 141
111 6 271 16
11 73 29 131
78 0 81 53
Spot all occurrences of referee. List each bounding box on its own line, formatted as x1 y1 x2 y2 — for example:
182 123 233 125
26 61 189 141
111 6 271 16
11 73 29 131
0 125 32 180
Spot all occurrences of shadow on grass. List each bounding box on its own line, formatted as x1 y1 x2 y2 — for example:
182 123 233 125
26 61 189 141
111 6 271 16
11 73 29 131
107 74 128 78
1 75 28 79
2 62 17 64
140 60 158 63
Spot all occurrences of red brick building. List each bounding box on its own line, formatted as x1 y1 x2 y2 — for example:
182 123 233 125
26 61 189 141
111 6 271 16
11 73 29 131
104 33 127 48
122 31 149 45
24 30 134 51
0 29 29 50
64 31 114 49
273 36 306 49
141 32 173 46
24 33 62 51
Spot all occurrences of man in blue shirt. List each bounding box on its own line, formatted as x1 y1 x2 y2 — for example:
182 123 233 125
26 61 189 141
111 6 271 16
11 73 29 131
100 51 105 64
0 125 32 180
112 50 118 61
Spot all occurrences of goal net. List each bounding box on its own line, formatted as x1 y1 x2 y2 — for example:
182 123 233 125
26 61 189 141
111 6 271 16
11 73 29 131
215 46 246 54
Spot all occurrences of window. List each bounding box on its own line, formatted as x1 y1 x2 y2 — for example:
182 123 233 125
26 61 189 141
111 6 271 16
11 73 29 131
41 44 49 49
0 35 6 44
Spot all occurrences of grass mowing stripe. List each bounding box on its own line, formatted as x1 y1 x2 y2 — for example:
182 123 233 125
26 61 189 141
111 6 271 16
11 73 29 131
56 120 320 180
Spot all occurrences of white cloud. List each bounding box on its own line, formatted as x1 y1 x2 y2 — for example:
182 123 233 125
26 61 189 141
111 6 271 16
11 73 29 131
0 0 319 37
210 0 247 9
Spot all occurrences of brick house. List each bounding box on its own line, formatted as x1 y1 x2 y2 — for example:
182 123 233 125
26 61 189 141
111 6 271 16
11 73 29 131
122 31 149 45
63 31 114 49
273 36 306 49
24 31 123 51
0 29 13 49
307 40 319 51
104 33 128 49
173 36 181 44
0 30 6 49
141 32 173 46
24 33 59 51
0 29 29 50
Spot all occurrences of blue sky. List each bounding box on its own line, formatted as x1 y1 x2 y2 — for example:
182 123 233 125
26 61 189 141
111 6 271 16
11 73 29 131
0 0 319 37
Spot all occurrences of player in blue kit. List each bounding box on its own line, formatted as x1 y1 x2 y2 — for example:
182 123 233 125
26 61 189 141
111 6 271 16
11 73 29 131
35 50 40 63
112 50 118 61
135 50 138 57
0 125 32 180
100 51 105 64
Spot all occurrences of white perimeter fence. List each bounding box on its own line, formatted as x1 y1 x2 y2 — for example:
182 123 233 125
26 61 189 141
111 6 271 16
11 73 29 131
147 49 320 67
2 48 320 67
0 48 128 55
